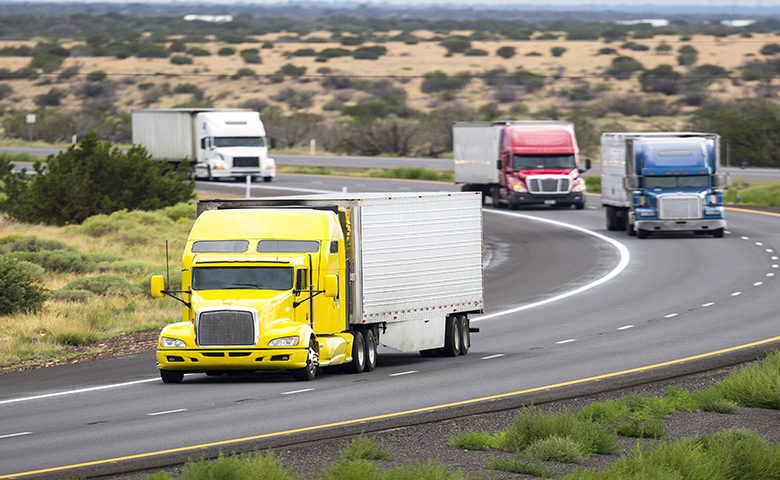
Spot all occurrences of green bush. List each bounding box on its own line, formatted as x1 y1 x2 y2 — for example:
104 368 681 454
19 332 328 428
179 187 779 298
50 289 96 303
551 46 567 57
448 430 495 451
0 256 49 315
0 234 72 253
525 435 587 463
172 452 299 480
496 46 516 58
55 330 99 346
716 350 780 409
420 71 470 93
64 274 142 296
170 55 193 65
4 250 114 273
0 131 194 225
339 434 393 460
486 456 549 476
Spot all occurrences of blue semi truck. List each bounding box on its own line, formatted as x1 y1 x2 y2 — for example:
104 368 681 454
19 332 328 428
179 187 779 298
601 132 726 239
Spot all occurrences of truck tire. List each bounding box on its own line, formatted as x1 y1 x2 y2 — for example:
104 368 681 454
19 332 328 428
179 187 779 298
491 187 505 209
263 176 273 182
574 201 585 210
712 228 724 238
458 315 470 356
364 328 377 371
343 330 365 373
637 229 650 239
443 315 462 357
292 339 318 381
606 206 620 231
626 217 637 237
160 369 184 384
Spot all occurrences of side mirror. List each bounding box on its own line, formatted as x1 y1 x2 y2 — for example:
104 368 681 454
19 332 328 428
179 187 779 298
200 138 206 149
496 158 502 170
151 275 166 298
324 274 338 298
585 158 592 171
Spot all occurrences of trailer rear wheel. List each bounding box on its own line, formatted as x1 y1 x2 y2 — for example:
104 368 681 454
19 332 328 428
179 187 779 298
364 328 377 371
458 316 470 356
292 339 318 381
443 315 462 357
343 330 365 373
491 187 504 209
160 369 184 384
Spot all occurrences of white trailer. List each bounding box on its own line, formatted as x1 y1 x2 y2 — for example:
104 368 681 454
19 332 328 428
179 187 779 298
197 192 484 354
131 108 276 182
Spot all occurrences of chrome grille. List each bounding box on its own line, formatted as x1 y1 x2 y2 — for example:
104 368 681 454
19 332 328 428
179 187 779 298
528 176 571 194
197 310 255 346
232 157 260 167
659 195 701 220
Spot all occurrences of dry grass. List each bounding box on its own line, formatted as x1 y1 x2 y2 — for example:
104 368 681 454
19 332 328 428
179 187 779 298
3 32 776 115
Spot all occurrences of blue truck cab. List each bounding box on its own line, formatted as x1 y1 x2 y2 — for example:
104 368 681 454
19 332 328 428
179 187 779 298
601 132 726 239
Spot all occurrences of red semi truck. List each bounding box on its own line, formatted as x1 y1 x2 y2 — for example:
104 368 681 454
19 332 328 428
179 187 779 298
454 121 591 209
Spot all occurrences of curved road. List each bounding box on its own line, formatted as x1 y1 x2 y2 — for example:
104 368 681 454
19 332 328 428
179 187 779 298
1 175 778 478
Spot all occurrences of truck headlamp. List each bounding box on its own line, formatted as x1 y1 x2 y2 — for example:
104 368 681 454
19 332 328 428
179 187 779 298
160 337 186 348
704 207 722 216
512 183 527 193
571 179 586 193
269 336 300 347
638 210 656 217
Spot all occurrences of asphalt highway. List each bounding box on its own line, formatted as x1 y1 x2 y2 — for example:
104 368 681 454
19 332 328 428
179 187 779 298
1 175 778 479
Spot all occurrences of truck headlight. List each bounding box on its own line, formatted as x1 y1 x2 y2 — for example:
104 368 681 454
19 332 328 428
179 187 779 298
704 207 722 216
512 183 527 193
269 336 300 347
571 179 586 193
638 210 656 217
160 337 186 348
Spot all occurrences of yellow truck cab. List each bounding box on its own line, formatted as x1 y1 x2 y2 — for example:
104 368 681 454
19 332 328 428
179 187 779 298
152 193 484 383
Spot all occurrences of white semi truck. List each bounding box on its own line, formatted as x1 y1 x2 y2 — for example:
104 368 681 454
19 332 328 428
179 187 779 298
131 108 276 182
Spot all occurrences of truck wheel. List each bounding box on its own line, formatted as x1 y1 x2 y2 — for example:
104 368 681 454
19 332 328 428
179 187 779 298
637 229 650 239
458 315 470 356
160 369 184 384
343 330 365 373
263 176 273 182
443 315 462 357
626 218 637 237
292 339 318 381
364 328 377 371
491 188 504 209
207 166 214 182
712 228 724 238
419 348 439 357
574 202 585 210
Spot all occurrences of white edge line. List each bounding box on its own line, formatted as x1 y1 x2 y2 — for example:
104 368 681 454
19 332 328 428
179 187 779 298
0 378 159 406
148 409 188 416
282 388 314 395
0 432 32 439
473 210 630 322
481 354 505 360
389 371 417 377
617 325 634 331
556 339 577 345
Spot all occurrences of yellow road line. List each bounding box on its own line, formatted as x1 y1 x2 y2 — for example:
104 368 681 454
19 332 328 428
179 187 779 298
4 335 779 479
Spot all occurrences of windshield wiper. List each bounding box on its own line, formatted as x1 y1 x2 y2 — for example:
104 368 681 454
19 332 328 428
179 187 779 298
228 283 266 289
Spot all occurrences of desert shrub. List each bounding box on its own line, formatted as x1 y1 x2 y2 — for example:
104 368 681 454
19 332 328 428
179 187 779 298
0 131 194 225
187 47 210 56
217 47 236 56
230 68 255 80
65 274 142 296
677 44 699 66
136 43 169 58
292 48 316 56
566 28 599 40
0 256 49 315
639 64 681 95
620 41 650 51
759 42 780 55
496 46 516 58
464 48 488 56
50 288 95 303
339 35 364 46
319 47 350 58
170 55 193 65
0 235 72 253
34 87 67 107
421 70 471 93
173 83 201 95
507 69 545 91
601 27 628 42
276 63 306 78
656 41 673 53
439 35 471 54
240 49 261 64
597 47 617 55
551 46 567 57
0 83 12 99
352 45 387 60
86 70 107 82
607 56 645 79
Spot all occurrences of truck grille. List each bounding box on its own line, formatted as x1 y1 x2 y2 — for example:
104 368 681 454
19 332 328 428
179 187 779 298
659 195 701 220
232 157 260 168
197 310 255 346
528 177 571 194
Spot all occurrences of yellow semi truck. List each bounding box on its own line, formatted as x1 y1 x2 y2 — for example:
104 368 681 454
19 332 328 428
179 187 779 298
151 192 484 383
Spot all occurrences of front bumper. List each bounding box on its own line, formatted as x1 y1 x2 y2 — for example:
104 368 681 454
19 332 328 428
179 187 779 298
156 347 309 372
509 191 584 207
635 218 726 232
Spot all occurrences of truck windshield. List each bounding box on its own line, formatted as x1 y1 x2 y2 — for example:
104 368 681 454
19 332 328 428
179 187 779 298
213 137 265 148
513 154 576 170
645 175 709 189
192 266 293 291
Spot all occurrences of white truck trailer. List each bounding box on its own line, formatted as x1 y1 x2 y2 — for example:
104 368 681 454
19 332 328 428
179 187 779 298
131 108 276 182
152 192 484 382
